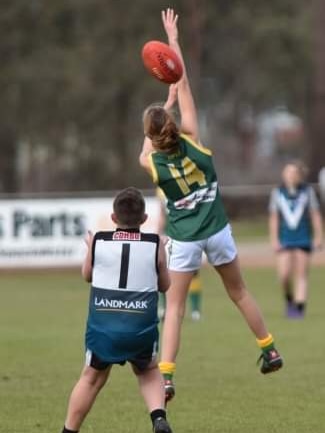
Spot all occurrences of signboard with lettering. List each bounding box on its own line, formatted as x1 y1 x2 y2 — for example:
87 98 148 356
0 197 160 268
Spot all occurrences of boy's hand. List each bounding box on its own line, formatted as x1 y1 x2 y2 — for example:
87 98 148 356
84 230 94 249
164 83 178 110
162 8 178 43
160 234 169 246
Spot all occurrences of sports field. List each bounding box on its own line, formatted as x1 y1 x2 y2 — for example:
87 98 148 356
1 265 324 433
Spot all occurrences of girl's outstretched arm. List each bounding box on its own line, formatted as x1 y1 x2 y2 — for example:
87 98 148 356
139 84 178 172
162 8 199 143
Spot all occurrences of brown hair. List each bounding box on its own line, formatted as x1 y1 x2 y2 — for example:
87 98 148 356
143 105 179 152
283 160 309 182
292 159 308 180
113 187 145 227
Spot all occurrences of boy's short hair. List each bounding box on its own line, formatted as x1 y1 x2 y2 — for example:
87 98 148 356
113 187 145 227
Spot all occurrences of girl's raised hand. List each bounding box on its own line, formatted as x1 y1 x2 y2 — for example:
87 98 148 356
164 83 178 110
162 8 178 42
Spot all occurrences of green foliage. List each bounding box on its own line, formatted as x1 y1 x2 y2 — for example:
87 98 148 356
0 1 313 192
202 0 311 108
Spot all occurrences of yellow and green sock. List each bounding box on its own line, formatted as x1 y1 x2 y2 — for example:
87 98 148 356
257 333 275 353
159 361 176 381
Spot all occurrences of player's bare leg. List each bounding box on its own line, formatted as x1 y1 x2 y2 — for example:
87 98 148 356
215 257 269 338
133 360 172 433
161 271 194 360
277 250 295 316
132 359 165 411
63 365 111 432
293 249 310 317
215 257 283 374
159 270 194 401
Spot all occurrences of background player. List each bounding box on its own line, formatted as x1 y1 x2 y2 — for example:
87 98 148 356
139 8 283 402
269 161 323 318
60 187 172 433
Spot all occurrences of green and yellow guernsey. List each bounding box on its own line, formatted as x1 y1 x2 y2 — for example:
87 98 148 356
149 134 228 241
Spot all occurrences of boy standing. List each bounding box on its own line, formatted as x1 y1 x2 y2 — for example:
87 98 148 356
61 187 172 433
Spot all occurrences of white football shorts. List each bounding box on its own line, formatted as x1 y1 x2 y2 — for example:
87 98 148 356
166 223 237 272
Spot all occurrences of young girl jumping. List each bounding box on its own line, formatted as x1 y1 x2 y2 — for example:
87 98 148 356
139 8 283 402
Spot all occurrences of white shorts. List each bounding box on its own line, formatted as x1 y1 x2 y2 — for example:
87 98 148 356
166 223 237 272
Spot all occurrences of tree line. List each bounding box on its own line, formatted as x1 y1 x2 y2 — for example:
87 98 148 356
1 0 321 194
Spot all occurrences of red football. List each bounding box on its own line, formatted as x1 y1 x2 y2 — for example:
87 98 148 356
141 40 183 84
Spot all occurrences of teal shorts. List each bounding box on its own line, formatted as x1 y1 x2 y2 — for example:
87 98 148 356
85 327 159 371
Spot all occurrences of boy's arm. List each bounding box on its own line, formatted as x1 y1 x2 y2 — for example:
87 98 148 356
81 231 94 282
157 239 170 292
162 8 200 144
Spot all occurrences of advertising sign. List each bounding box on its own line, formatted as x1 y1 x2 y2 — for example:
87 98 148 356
0 196 160 268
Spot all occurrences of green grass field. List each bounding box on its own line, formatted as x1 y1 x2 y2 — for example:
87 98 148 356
1 266 324 433
231 217 268 241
